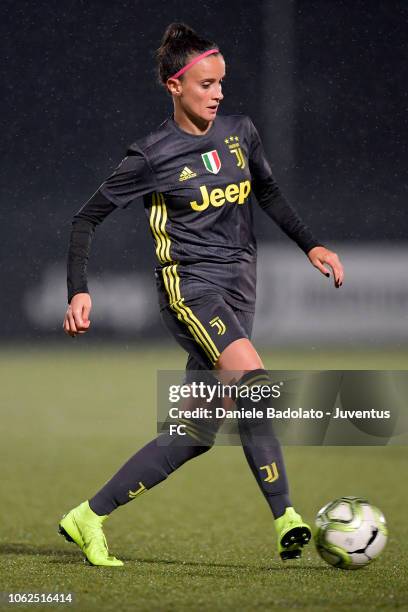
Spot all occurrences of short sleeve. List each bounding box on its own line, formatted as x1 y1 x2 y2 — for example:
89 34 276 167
247 117 273 183
99 144 158 209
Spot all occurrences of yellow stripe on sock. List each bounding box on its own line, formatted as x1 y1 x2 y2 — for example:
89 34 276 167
177 418 215 445
239 374 270 389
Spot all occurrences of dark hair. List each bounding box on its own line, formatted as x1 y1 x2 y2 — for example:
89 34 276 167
156 22 221 89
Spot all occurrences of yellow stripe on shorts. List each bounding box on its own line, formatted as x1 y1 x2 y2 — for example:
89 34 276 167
163 263 220 365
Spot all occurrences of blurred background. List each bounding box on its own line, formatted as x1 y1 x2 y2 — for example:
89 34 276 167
2 0 407 349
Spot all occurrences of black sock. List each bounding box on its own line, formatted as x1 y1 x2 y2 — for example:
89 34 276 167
89 433 212 516
236 369 291 519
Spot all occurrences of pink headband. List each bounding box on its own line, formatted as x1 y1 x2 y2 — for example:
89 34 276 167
169 49 220 80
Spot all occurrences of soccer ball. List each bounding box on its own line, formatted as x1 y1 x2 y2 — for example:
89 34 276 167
314 496 388 569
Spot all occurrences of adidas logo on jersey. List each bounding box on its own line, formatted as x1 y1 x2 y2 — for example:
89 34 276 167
179 166 197 182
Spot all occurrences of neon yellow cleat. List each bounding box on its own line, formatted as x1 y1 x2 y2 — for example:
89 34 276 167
275 507 311 560
58 501 123 567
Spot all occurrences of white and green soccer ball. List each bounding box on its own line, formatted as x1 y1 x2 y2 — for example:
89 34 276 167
314 496 388 569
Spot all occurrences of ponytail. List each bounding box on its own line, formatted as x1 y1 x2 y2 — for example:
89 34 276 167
156 22 220 88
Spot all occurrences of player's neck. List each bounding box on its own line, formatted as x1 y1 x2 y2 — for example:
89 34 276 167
173 108 213 136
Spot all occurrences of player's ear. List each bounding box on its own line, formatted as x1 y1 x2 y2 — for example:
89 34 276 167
166 78 182 96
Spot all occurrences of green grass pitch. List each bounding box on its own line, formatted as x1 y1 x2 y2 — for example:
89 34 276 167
1 346 407 611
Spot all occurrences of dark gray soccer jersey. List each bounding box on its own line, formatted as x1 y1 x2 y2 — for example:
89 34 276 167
67 114 320 310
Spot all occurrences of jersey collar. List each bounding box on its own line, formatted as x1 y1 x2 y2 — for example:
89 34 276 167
167 113 217 140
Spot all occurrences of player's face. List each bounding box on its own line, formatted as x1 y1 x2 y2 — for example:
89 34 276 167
178 54 225 123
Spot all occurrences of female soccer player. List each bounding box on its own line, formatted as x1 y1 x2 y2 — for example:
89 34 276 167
59 23 344 566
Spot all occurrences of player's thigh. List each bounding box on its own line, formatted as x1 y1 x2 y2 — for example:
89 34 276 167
216 338 264 384
212 305 263 379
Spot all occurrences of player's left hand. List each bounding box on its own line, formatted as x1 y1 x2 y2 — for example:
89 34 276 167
307 246 344 288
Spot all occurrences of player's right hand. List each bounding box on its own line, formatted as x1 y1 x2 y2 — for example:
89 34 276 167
63 293 92 337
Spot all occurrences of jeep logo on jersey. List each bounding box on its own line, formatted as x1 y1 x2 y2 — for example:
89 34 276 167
201 150 221 174
190 180 251 212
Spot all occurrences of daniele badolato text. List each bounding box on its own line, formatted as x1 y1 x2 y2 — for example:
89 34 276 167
167 407 391 420
167 384 390 420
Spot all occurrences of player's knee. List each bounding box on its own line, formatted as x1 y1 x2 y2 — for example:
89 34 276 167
216 339 264 380
184 426 216 457
190 439 214 457
163 428 215 469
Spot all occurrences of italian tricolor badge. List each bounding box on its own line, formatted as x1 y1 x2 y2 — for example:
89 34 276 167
201 150 221 174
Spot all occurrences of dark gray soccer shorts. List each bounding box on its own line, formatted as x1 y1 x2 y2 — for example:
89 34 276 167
159 292 255 380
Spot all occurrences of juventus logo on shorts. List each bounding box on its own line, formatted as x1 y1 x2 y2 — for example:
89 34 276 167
225 136 246 169
209 316 226 335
